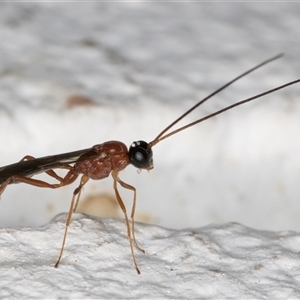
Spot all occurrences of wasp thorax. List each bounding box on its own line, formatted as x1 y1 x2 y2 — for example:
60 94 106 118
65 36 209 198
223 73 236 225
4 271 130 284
129 140 153 169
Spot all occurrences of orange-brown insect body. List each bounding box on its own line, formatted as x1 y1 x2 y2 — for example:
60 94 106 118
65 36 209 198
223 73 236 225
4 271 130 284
74 141 130 180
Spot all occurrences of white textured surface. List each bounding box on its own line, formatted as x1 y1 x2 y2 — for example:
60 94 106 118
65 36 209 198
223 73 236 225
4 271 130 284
0 2 300 298
1 214 300 299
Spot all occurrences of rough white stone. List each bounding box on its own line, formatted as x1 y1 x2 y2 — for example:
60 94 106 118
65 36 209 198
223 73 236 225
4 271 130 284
1 214 300 299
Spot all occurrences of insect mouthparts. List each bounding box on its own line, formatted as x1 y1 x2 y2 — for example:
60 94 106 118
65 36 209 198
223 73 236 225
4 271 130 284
129 140 153 169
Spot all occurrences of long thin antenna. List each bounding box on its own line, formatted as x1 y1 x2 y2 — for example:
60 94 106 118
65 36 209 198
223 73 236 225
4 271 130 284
151 79 300 145
149 53 284 148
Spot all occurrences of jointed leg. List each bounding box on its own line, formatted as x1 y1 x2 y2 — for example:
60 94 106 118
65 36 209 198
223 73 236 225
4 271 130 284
0 168 78 198
72 174 89 212
54 174 90 268
0 179 12 197
0 155 74 197
111 170 143 275
21 156 73 182
115 176 144 253
0 155 91 268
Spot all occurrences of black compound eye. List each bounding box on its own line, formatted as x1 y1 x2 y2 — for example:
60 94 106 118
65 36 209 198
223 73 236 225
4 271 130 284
129 140 153 169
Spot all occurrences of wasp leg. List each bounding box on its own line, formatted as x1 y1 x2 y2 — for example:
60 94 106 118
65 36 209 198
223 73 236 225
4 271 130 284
0 160 77 197
115 176 144 254
21 155 73 182
54 174 90 268
111 170 143 275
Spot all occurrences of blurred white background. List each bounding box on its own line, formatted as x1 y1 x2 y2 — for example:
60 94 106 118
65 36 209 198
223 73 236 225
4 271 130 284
0 2 299 231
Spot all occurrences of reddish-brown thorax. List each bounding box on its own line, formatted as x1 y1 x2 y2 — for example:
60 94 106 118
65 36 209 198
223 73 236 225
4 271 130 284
73 141 130 180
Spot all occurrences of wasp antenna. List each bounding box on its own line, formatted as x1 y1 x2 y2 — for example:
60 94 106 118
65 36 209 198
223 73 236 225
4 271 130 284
154 78 300 144
148 53 284 148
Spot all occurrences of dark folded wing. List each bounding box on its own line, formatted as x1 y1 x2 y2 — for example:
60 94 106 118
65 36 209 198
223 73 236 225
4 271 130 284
0 148 91 184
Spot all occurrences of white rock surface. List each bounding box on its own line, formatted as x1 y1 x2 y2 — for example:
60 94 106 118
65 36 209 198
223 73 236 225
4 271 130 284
0 2 300 298
1 214 300 299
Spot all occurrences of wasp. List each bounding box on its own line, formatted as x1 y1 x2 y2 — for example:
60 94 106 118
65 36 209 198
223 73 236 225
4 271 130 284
0 54 299 274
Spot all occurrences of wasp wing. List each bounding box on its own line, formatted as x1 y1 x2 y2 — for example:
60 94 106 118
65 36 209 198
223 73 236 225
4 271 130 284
0 148 93 184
